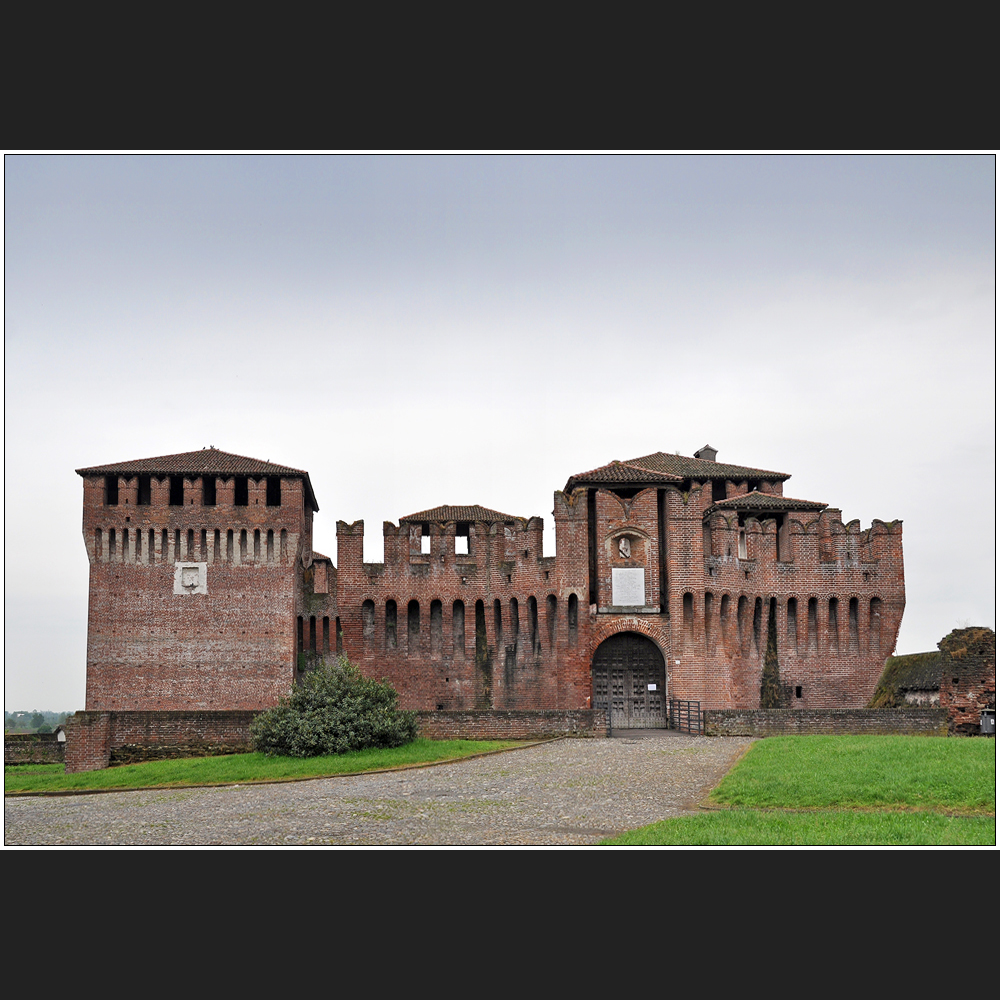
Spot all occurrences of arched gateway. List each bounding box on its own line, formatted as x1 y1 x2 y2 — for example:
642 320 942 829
592 632 667 729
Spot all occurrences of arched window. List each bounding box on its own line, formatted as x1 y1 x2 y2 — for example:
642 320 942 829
787 597 798 652
362 600 375 641
568 594 578 645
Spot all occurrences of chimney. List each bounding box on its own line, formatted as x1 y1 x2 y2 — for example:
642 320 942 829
694 444 718 462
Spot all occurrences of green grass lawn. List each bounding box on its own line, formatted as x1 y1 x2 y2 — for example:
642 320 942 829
5 739 521 794
602 735 996 847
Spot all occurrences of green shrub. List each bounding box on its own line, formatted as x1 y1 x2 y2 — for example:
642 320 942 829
250 658 418 757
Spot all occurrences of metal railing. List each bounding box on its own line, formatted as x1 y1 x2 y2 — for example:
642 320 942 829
669 699 704 735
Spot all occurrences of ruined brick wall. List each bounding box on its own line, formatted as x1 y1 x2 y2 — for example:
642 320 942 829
4 733 66 765
81 473 309 711
938 627 996 735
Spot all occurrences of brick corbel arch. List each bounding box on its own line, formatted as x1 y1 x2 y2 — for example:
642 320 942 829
587 616 670 664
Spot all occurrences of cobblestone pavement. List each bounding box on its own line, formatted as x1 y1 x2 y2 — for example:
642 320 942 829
5 733 755 846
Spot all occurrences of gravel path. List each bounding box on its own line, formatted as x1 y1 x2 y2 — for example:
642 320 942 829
5 733 754 846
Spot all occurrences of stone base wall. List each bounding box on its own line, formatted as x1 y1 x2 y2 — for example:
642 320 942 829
703 708 948 737
4 733 66 765
415 710 606 740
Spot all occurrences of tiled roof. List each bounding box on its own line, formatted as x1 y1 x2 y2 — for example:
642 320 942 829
400 504 524 524
707 491 828 513
625 451 791 482
564 450 791 491
76 448 318 510
563 460 684 490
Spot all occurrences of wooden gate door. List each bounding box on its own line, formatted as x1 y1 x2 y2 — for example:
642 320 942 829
592 632 666 728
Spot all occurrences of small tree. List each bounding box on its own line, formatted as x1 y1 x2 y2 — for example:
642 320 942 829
250 657 418 757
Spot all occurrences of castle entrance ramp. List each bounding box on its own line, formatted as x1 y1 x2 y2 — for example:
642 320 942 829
592 632 667 729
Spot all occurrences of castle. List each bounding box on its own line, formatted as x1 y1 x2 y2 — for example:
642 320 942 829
77 445 905 729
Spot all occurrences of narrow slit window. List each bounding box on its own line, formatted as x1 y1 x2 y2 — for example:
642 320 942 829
408 600 420 653
430 600 442 655
453 600 465 657
385 600 397 649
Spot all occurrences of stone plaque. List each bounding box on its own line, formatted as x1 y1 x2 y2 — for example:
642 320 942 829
612 567 645 606
173 562 208 596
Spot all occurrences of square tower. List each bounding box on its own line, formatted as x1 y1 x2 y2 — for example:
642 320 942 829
76 448 319 710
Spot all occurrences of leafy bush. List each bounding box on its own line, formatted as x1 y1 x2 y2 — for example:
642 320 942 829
250 658 418 757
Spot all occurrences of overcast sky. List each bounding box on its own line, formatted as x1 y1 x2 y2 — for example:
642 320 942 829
5 154 995 710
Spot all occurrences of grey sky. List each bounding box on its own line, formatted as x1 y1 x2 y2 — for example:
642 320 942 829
5 154 995 710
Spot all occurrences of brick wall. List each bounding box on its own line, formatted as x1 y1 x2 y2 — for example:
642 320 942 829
415 709 606 740
5 733 66 765
703 708 947 737
64 710 256 771
938 627 996 735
